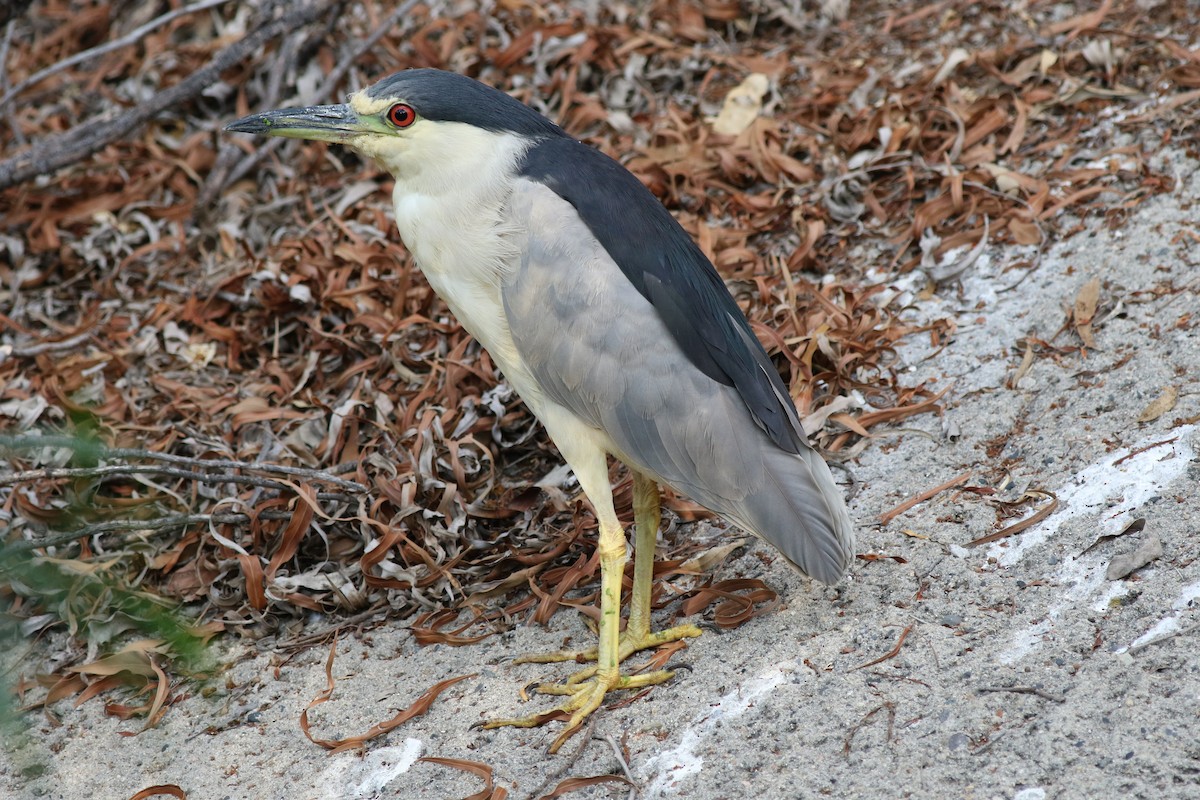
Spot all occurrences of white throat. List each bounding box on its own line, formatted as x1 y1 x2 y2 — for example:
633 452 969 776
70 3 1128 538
364 123 536 398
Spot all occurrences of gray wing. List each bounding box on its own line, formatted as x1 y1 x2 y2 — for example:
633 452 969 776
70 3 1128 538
501 179 854 583
518 136 808 454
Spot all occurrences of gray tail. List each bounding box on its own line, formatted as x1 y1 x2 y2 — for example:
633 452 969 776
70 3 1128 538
718 445 855 585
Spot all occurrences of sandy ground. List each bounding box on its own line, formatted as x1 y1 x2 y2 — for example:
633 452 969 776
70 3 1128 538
4 152 1199 799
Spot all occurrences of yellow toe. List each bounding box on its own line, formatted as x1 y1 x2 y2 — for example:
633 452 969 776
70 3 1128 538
484 667 678 753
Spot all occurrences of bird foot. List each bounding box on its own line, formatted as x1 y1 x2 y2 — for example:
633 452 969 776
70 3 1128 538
484 624 701 752
513 623 702 667
483 666 677 753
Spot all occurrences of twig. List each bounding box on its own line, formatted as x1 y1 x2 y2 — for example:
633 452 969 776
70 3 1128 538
0 0 234 113
3 511 288 553
520 715 598 800
603 733 640 800
0 0 337 190
843 701 896 757
193 18 305 223
978 685 1065 703
269 601 391 652
850 624 913 671
966 490 1058 547
0 463 362 493
203 0 420 213
1112 436 1178 467
0 18 23 146
0 436 365 491
879 470 972 525
864 670 930 688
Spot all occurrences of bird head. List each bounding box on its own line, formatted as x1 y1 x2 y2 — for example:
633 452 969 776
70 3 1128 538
225 69 565 180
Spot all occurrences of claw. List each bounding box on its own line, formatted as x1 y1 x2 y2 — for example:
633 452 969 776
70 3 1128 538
512 623 702 667
484 667 677 753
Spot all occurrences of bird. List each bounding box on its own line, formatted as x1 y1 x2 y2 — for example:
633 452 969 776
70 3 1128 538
226 68 854 752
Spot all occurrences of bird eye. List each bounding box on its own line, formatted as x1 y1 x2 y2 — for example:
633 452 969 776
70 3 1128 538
386 103 416 128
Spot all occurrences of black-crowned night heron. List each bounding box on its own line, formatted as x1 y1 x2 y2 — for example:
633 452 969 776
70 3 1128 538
227 69 854 752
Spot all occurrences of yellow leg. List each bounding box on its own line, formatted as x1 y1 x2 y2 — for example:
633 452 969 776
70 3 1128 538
594 512 625 687
486 464 700 752
627 470 660 639
514 471 700 670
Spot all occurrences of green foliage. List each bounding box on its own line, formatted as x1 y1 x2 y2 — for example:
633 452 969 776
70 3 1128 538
1 431 214 746
1 548 210 668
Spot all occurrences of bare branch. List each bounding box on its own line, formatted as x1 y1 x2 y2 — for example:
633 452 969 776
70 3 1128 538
978 685 1066 703
0 463 361 494
0 436 365 492
0 0 338 190
197 0 420 217
0 0 235 113
3 511 292 553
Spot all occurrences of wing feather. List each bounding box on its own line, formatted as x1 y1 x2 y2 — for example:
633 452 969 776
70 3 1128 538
518 137 807 454
500 179 854 582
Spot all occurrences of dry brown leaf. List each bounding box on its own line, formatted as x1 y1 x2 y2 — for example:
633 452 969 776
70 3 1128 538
678 578 778 628
1080 517 1145 557
678 539 747 573
850 625 913 671
411 608 496 647
39 674 87 708
1009 217 1042 245
1137 386 1178 423
830 413 871 438
68 640 165 679
461 563 548 604
932 47 971 86
1106 534 1162 580
636 638 691 674
539 775 636 798
235 552 267 612
879 470 972 526
856 553 909 564
265 484 317 579
968 490 1059 547
128 786 187 800
419 757 507 800
1073 277 1102 347
1009 337 1035 389
300 638 474 752
710 73 769 136
72 675 127 708
142 657 172 731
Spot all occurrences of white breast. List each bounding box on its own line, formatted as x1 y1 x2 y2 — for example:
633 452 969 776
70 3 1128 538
384 124 545 409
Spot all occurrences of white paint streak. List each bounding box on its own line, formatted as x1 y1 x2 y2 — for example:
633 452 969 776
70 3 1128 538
997 426 1196 663
642 664 795 797
319 738 423 799
1121 578 1200 653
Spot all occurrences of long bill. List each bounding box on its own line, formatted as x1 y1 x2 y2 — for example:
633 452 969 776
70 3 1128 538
225 104 385 142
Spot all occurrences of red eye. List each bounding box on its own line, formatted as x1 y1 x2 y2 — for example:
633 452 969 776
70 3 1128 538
387 103 416 128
